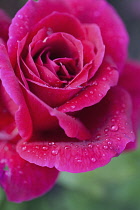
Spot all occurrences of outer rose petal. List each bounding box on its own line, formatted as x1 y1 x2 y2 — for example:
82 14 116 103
17 87 134 172
67 0 129 69
0 9 11 42
8 0 128 69
119 60 140 149
0 141 59 202
0 44 32 139
58 61 119 112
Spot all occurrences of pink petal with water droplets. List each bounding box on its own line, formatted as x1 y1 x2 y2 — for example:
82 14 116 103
58 61 119 112
119 60 140 149
17 87 134 172
0 44 32 139
0 141 59 202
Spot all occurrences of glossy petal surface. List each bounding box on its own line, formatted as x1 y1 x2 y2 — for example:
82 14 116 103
17 87 134 172
0 141 59 202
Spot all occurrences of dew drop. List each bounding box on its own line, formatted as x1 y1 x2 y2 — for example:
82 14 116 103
111 125 119 131
95 135 100 140
98 93 102 97
75 158 82 163
51 150 58 156
64 146 71 150
71 105 76 109
103 145 108 150
85 94 88 97
90 91 94 94
18 14 23 19
42 146 48 150
107 67 111 71
88 143 93 148
102 77 107 81
35 146 39 149
91 157 96 162
48 142 55 146
93 81 98 86
104 128 109 133
117 137 121 141
107 141 112 145
22 146 27 151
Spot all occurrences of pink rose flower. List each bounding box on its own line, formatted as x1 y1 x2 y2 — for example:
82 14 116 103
0 0 139 202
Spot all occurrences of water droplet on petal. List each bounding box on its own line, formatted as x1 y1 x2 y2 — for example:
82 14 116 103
64 146 71 150
18 14 23 19
91 157 96 162
85 94 88 97
103 145 108 150
111 125 119 131
102 77 107 81
104 128 109 133
51 149 58 156
71 105 76 109
90 91 93 94
22 146 27 151
42 146 48 150
88 143 93 148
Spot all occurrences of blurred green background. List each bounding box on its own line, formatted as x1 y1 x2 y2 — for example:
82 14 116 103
0 0 140 209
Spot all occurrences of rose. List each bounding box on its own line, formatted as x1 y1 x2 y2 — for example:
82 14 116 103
0 0 140 202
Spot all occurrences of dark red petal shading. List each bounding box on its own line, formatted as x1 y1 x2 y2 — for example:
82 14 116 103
58 61 118 112
0 9 11 42
17 87 134 173
0 141 59 202
119 60 140 149
0 44 32 139
67 0 129 69
21 84 91 140
27 80 81 107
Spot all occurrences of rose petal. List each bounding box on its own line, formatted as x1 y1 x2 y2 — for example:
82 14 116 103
67 0 129 69
16 87 134 172
8 3 85 65
20 83 91 140
68 23 105 88
0 85 18 141
27 79 81 107
0 141 59 202
0 9 11 42
58 61 119 112
119 60 140 149
0 44 32 139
